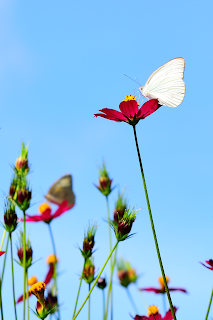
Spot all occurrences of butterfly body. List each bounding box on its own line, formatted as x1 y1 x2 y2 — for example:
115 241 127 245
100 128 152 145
140 58 185 108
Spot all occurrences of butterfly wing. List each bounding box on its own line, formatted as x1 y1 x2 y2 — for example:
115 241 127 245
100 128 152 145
141 58 185 108
44 174 75 206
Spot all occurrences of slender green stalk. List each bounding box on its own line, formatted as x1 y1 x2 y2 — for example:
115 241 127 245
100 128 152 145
72 260 86 318
48 224 60 320
106 196 113 320
205 287 213 320
0 233 9 320
26 271 29 320
0 230 6 252
72 241 119 320
102 290 105 320
104 246 117 320
132 125 177 320
137 285 148 310
126 287 138 314
9 233 18 320
88 283 91 320
23 211 26 320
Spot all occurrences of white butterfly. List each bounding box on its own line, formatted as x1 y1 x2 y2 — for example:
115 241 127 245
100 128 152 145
140 58 185 108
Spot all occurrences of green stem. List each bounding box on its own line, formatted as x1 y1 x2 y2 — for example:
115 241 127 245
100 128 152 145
104 246 117 320
105 196 113 320
0 233 9 320
23 211 26 320
137 285 149 310
72 260 86 318
72 241 119 320
132 125 177 320
48 224 60 320
26 271 29 320
126 287 138 314
9 233 18 320
102 290 105 320
88 283 91 320
0 230 6 252
205 287 213 320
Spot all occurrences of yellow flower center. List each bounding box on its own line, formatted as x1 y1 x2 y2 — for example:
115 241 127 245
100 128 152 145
39 203 51 214
46 254 58 265
147 305 159 316
158 275 170 288
123 95 139 106
29 282 45 304
28 276 38 286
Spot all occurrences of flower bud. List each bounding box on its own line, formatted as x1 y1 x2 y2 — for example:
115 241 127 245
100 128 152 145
112 207 137 241
9 180 17 199
117 257 138 288
95 162 113 197
97 277 107 290
81 222 97 259
113 191 127 223
4 200 17 233
16 186 32 211
83 258 95 284
15 142 29 175
17 231 33 269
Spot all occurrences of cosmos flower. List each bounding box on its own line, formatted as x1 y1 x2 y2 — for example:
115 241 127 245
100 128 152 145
24 201 73 224
133 305 177 320
94 95 159 126
140 276 187 294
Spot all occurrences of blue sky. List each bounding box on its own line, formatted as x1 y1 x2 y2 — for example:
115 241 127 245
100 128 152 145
1 0 213 319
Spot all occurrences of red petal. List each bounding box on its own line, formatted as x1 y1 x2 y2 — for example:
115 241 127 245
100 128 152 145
200 262 213 270
137 99 159 119
25 215 44 222
119 100 139 119
149 314 162 320
16 292 32 304
94 108 126 122
140 287 164 294
0 251 5 256
169 287 187 293
44 264 54 285
52 201 74 219
163 307 177 320
133 316 149 320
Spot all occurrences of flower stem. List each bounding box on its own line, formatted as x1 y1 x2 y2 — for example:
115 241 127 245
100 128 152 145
104 246 117 320
9 232 18 320
126 287 138 314
72 259 86 318
26 270 29 320
88 283 91 320
0 230 6 252
105 196 113 320
48 224 60 320
132 125 177 320
102 290 105 320
0 233 9 320
23 211 26 320
205 287 213 320
72 241 119 320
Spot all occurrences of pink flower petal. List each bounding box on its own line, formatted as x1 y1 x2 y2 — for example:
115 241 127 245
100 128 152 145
44 264 54 285
16 292 32 304
95 108 127 122
163 307 177 320
119 100 139 119
137 99 159 119
0 251 5 256
140 287 163 294
52 201 73 219
169 288 187 293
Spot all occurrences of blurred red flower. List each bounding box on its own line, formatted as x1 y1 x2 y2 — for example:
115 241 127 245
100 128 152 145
140 276 187 294
94 95 159 126
24 201 73 224
133 308 177 320
200 259 213 270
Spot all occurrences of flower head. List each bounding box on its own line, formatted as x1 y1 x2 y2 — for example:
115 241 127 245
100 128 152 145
46 254 58 265
83 258 95 284
140 276 187 294
17 231 33 269
95 162 114 197
29 282 46 304
95 95 160 126
113 190 127 223
97 277 107 290
117 257 138 288
3 198 18 233
80 222 97 259
133 306 177 320
28 276 38 286
15 142 30 175
24 200 73 224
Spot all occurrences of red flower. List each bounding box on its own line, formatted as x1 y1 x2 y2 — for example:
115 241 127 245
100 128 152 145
133 307 177 320
94 95 160 126
24 201 74 224
0 252 5 256
140 276 187 294
200 259 213 270
16 265 54 304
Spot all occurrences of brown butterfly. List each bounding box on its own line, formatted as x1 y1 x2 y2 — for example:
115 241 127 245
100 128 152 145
44 174 75 206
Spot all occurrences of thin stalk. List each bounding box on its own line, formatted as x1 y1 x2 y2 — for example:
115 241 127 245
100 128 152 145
106 196 113 320
132 125 177 320
72 241 119 320
102 290 105 320
0 233 9 320
9 233 18 320
48 224 60 320
104 246 117 320
136 285 148 310
205 287 213 320
72 260 86 318
162 294 166 315
0 230 6 251
126 287 138 314
23 211 26 320
88 283 91 320
26 271 29 320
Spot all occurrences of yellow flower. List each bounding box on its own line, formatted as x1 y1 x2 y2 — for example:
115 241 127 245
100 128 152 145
29 282 45 304
158 275 170 288
46 254 58 265
147 305 159 316
39 203 51 214
28 276 38 286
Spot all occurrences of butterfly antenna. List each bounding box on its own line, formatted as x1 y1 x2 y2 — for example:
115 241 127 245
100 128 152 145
124 74 141 86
